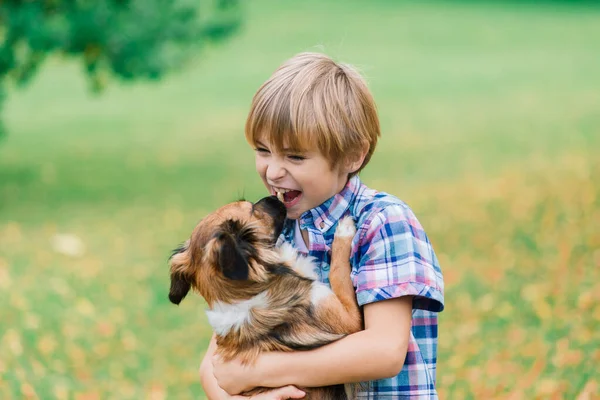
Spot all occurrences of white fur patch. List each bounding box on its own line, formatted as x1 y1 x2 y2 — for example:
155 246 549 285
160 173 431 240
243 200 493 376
310 281 333 306
278 242 298 263
278 242 318 280
205 292 269 336
336 216 356 238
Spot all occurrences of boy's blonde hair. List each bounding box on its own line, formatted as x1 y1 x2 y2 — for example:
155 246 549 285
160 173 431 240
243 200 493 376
245 52 380 175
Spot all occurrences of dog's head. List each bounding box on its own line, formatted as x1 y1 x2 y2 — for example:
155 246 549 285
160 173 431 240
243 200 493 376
168 195 287 306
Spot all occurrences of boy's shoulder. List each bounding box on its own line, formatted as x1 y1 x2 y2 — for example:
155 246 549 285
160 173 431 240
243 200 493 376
350 181 418 233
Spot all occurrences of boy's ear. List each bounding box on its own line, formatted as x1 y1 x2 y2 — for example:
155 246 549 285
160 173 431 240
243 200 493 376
216 232 249 281
345 147 369 174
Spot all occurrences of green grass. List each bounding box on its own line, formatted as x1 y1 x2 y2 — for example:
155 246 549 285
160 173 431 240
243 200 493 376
1 0 599 398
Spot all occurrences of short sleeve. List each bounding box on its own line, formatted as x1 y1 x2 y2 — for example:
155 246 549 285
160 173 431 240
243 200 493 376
353 204 444 312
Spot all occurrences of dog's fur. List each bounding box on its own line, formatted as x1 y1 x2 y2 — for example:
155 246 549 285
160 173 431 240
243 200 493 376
168 195 362 399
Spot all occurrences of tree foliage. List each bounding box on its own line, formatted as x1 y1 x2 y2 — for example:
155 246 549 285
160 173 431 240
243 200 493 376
0 0 241 138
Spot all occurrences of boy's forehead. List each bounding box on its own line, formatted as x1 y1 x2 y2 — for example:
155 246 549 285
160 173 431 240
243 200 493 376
256 134 314 153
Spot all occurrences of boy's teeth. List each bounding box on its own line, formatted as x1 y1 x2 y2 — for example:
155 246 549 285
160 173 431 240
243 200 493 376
274 187 297 202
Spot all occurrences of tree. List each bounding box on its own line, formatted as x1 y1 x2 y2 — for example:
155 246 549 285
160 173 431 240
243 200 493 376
0 0 242 138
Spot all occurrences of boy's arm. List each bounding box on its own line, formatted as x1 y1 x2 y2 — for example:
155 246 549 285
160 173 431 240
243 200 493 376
213 296 413 395
200 334 232 400
201 334 307 400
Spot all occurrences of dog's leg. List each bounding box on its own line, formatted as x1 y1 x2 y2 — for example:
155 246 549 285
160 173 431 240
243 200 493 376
324 216 362 333
316 216 363 399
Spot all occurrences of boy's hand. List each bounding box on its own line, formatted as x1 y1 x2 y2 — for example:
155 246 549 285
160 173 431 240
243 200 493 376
213 354 305 399
212 354 258 395
231 386 306 400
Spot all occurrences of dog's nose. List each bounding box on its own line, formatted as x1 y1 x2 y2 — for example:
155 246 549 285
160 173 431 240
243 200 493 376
255 195 286 219
254 196 287 241
255 195 286 214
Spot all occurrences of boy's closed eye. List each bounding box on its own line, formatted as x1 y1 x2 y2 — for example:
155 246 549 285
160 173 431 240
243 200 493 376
287 154 306 161
255 144 306 161
255 147 270 154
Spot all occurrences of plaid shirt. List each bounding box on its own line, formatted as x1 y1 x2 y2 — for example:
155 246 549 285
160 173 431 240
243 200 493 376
277 176 444 399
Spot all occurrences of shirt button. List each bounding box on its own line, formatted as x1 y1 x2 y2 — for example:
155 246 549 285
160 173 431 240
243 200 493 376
319 221 325 229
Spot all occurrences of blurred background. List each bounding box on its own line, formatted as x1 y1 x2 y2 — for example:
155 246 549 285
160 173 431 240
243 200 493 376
1 0 599 398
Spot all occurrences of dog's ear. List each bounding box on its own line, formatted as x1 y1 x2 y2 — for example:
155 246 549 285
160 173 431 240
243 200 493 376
169 271 190 305
216 232 249 281
169 242 191 305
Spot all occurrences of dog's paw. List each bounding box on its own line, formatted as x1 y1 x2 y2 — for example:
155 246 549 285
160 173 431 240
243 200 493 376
335 216 356 238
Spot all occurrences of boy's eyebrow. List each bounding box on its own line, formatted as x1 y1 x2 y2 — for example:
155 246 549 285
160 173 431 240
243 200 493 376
255 140 304 153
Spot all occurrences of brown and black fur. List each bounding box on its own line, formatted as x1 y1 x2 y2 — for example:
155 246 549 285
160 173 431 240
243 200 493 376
168 195 362 399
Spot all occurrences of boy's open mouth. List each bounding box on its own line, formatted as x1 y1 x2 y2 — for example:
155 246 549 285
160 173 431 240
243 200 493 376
274 187 302 208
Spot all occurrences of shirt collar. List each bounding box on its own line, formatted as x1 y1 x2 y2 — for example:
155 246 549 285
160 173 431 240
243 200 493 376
298 175 361 233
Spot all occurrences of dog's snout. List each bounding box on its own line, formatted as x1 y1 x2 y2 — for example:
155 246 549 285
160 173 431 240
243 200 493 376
254 195 287 239
255 195 286 217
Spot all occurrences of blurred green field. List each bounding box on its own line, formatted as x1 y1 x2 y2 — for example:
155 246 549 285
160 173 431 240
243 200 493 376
1 0 600 398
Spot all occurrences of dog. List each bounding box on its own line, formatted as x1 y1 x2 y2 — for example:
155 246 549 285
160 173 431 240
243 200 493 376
168 195 363 399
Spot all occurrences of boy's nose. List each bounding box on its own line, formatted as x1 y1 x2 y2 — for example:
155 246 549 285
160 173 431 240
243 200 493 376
265 161 286 182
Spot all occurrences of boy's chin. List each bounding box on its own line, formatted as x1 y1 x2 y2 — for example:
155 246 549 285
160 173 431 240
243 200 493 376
285 207 306 220
285 211 301 220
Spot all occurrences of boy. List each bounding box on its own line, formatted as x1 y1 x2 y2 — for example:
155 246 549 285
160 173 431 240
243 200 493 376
200 52 444 399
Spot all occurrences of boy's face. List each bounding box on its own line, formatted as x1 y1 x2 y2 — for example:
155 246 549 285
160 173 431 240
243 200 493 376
254 138 351 220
